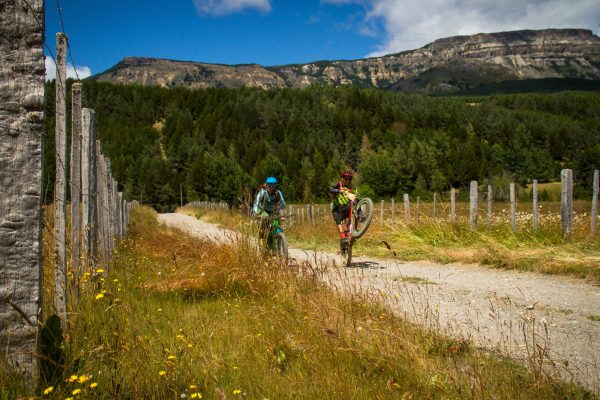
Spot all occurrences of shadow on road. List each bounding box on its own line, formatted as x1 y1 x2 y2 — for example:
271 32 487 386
347 261 382 269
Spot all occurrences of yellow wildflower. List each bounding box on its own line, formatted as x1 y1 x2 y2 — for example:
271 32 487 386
187 344 193 348
176 335 185 340
191 393 202 399
43 386 54 395
65 397 73 400
78 375 90 383
159 370 166 376
96 268 104 273
167 355 176 361
95 293 104 300
233 389 242 395
189 385 197 389
90 382 98 388
68 375 78 382
72 388 81 395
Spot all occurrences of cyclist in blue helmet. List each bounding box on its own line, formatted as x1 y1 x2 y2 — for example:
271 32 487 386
253 176 286 240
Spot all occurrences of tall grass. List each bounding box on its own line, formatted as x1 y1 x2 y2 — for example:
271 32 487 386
188 201 600 283
2 206 595 399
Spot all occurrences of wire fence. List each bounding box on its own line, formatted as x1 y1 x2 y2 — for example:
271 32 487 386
190 172 599 241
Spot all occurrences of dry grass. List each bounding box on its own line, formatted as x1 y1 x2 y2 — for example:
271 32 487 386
187 201 600 283
3 205 595 399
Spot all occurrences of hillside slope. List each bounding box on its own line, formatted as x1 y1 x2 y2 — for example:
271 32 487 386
94 28 600 93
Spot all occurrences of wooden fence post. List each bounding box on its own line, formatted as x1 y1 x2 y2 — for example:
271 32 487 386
0 0 45 380
380 200 384 220
451 188 456 224
592 170 598 237
532 180 538 234
403 194 410 222
81 109 97 271
54 32 68 326
510 183 516 232
433 193 437 220
561 169 573 240
117 192 123 238
469 181 478 229
96 145 109 266
487 185 492 230
391 198 395 220
416 196 420 223
70 83 82 295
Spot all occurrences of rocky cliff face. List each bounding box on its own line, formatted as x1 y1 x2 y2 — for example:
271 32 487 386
95 29 600 93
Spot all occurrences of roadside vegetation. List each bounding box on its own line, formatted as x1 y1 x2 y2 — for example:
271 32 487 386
2 205 595 399
183 201 600 284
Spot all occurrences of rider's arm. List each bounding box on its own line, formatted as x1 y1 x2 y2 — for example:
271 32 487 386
252 190 264 215
277 190 286 210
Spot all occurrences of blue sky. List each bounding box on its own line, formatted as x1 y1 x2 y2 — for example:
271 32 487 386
44 0 600 79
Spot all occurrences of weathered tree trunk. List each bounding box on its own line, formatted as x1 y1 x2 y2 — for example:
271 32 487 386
0 0 45 381
70 83 82 295
54 32 68 326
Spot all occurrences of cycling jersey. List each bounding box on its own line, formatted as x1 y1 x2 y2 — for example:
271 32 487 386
253 188 286 215
330 181 354 208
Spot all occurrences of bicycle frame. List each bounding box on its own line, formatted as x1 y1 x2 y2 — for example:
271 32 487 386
257 212 288 252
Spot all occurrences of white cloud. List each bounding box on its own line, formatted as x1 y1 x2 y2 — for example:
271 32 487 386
45 56 92 81
194 0 271 16
323 0 600 57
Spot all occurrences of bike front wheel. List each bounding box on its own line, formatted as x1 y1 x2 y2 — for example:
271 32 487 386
276 233 289 260
351 197 373 239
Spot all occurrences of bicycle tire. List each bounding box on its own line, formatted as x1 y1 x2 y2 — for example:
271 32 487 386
345 240 353 267
351 197 373 239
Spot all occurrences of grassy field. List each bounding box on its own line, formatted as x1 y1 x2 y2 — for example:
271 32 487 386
183 200 600 284
1 206 596 399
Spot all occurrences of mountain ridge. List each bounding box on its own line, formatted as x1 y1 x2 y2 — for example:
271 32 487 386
94 28 600 94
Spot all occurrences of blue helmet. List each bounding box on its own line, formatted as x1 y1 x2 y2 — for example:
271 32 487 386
265 176 277 185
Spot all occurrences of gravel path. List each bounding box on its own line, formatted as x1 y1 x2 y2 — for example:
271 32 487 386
158 212 600 392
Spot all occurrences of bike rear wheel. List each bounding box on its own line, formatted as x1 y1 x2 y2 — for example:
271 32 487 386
276 233 289 260
345 240 353 267
336 239 353 267
351 197 373 239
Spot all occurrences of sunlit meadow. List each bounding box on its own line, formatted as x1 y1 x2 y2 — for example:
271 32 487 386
2 205 595 399
185 196 600 284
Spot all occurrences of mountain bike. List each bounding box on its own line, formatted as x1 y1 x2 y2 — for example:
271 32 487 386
338 195 373 267
258 212 289 260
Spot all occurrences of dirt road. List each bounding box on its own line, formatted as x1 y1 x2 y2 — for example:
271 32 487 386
158 212 600 392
